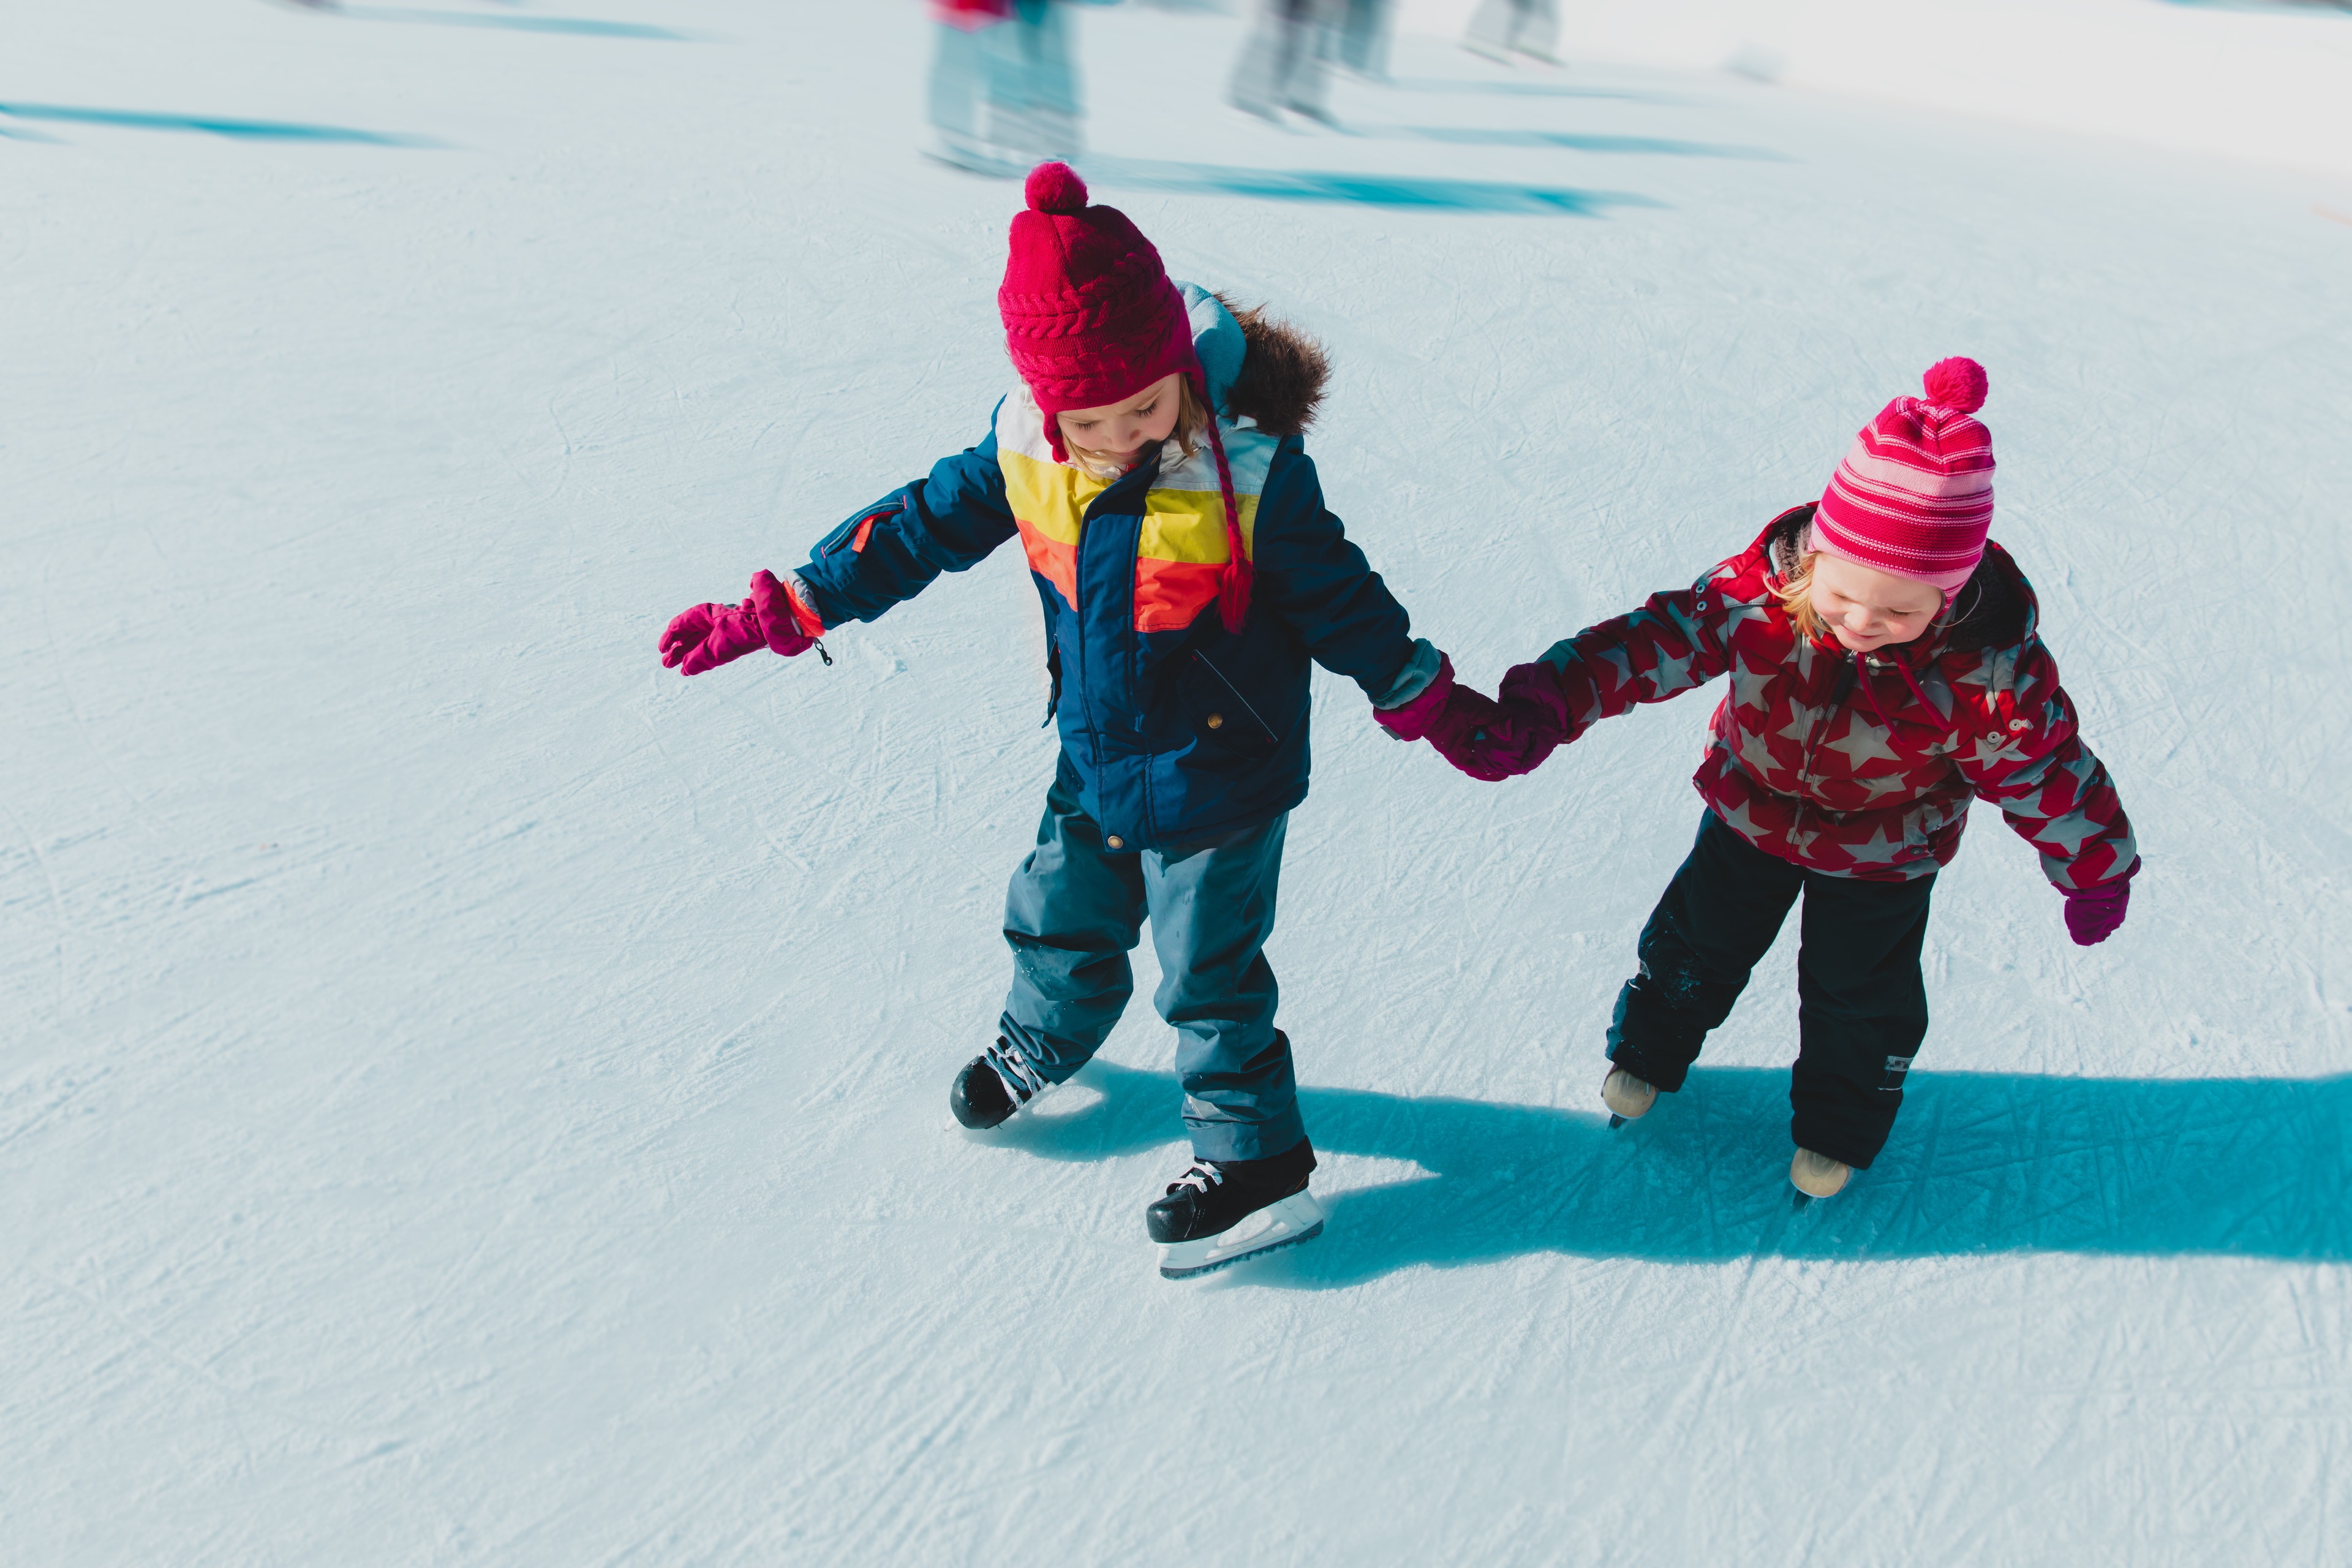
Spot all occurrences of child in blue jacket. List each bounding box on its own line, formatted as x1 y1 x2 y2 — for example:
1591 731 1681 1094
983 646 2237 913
658 164 1445 1276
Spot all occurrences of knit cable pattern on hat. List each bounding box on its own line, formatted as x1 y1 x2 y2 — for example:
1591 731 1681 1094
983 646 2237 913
999 164 1251 632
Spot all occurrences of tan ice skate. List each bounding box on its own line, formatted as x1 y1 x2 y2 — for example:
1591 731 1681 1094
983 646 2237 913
1789 1147 1852 1199
1602 1068 1657 1126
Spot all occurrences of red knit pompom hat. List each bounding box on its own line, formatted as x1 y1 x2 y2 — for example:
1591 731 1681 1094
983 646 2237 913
999 162 1252 631
1812 358 1996 597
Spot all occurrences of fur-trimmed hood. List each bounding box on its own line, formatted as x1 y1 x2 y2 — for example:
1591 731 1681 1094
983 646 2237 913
1214 293 1329 438
1178 283 1331 440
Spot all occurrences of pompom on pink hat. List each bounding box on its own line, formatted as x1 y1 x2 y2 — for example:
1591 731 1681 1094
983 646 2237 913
1812 358 1996 597
998 162 1252 632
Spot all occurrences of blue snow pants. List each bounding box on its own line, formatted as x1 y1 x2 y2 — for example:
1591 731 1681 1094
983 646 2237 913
997 759 1302 1163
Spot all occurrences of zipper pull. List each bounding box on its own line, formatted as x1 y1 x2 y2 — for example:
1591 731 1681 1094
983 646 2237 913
813 638 834 667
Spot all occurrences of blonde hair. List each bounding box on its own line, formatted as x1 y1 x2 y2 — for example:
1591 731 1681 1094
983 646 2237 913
1774 550 1826 641
1060 377 1212 478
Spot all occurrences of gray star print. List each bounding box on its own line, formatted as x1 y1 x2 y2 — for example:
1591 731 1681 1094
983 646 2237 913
1969 732 2028 770
1719 586 1776 639
1844 825 1906 865
1646 647 1699 697
2030 810 2106 857
1715 796 1767 840
1823 715 1902 770
1594 644 1635 693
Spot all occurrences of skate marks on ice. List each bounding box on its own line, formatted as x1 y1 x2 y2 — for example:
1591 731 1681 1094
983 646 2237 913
987 1061 2351 1283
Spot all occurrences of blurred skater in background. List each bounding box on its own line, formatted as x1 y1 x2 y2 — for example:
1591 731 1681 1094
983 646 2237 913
1331 0 1394 83
1229 0 1338 126
1463 0 1558 66
928 0 1085 173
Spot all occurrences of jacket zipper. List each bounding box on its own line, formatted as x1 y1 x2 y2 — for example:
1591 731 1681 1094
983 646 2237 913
1790 650 1858 838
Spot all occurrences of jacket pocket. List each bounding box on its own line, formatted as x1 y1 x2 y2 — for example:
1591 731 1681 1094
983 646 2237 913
816 496 902 558
1180 649 1282 761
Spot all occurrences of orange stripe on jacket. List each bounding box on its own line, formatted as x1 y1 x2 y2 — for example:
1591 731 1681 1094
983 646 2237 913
1018 521 1079 610
1134 558 1224 633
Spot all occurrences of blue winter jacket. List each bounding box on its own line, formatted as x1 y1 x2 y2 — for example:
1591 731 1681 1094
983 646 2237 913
791 287 1424 850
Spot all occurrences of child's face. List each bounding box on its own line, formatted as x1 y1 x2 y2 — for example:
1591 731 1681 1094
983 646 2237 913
1809 553 1943 654
1057 373 1185 470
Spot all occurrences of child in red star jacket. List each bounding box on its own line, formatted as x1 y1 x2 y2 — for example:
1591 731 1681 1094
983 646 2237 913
1379 359 2138 1198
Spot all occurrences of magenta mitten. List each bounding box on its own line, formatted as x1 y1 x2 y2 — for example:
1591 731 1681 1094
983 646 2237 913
1373 658 1523 782
2062 877 2132 946
1373 655 1460 742
1411 658 1581 782
658 601 725 668
660 599 766 676
660 571 824 676
747 570 821 657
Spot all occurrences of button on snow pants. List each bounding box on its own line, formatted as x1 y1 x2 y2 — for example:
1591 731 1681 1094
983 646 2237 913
997 766 1302 1163
1605 810 1936 1169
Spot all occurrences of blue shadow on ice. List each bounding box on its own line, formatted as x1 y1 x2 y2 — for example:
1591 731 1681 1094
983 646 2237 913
1372 125 1782 160
1081 156 1653 216
992 1061 2351 1283
335 7 695 39
0 102 434 145
1385 77 1684 104
2157 0 2347 13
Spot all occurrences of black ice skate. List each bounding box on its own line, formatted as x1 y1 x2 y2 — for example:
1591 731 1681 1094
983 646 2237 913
948 1037 1054 1131
1147 1139 1324 1279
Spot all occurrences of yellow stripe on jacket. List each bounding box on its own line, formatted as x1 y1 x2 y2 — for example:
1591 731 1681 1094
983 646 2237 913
997 388 1276 633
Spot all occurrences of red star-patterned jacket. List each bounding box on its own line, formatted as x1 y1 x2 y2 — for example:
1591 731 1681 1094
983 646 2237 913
1441 507 2138 888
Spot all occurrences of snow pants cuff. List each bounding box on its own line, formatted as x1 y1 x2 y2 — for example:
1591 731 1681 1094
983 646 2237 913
998 763 1299 1159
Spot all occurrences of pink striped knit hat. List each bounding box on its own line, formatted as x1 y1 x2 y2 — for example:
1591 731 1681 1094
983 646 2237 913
1812 358 1995 595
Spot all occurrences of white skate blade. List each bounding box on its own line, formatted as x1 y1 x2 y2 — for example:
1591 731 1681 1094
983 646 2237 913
1157 1191 1325 1280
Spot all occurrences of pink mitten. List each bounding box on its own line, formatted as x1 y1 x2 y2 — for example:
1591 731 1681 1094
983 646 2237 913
1373 655 1461 742
660 600 766 676
659 571 824 676
2062 877 2132 946
1374 657 1544 783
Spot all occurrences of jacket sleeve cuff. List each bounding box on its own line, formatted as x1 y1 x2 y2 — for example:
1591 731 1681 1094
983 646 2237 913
782 572 828 639
1371 638 1444 710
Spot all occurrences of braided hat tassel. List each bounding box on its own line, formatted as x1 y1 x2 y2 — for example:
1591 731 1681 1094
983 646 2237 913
1204 416 1251 633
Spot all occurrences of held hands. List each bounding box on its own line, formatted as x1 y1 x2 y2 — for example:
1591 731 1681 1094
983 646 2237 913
659 570 822 677
1374 654 1569 782
2061 876 2132 946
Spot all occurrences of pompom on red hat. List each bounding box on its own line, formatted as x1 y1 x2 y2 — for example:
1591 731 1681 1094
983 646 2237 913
998 162 1253 631
1812 357 1996 597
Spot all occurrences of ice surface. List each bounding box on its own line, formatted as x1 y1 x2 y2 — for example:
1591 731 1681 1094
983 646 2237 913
3 3 2349 1564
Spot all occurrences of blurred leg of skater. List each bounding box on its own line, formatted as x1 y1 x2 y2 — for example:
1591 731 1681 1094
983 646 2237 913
1230 0 1338 124
927 5 1001 168
1464 0 1559 64
990 0 1084 160
1332 0 1392 81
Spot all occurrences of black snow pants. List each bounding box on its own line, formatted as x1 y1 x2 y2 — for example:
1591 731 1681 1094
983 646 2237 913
1606 810 1935 1168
